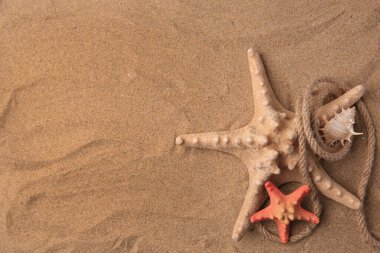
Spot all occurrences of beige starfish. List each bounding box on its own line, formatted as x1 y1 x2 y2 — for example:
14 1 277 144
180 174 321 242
175 49 364 241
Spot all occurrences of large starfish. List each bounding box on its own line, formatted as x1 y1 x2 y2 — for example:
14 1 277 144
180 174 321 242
175 49 365 241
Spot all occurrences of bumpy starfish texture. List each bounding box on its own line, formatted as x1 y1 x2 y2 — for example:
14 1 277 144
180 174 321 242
250 181 319 243
175 49 364 241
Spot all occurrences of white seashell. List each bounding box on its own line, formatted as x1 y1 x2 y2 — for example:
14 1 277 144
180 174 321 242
320 107 363 145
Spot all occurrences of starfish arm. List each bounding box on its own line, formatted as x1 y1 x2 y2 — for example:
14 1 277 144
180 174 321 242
287 184 311 203
250 205 273 223
264 181 286 200
314 85 365 126
247 48 287 116
175 125 268 151
295 207 320 224
232 169 270 241
274 220 290 243
308 157 361 209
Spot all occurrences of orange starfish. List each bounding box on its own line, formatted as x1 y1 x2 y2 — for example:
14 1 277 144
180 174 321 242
250 181 320 243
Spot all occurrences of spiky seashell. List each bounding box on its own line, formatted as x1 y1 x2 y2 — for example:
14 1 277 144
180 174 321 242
320 107 363 145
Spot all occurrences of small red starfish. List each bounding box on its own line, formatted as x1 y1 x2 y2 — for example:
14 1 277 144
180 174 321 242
250 181 320 243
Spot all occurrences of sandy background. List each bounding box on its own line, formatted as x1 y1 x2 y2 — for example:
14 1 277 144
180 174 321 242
0 0 379 252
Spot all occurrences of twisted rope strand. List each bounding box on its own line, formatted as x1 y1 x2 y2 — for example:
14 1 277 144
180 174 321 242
355 97 379 247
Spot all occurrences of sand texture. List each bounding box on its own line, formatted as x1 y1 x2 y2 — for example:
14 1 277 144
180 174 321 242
0 0 380 252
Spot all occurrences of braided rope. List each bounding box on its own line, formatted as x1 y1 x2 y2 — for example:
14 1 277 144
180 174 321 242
257 78 378 247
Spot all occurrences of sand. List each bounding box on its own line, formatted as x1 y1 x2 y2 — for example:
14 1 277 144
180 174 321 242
0 0 379 252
